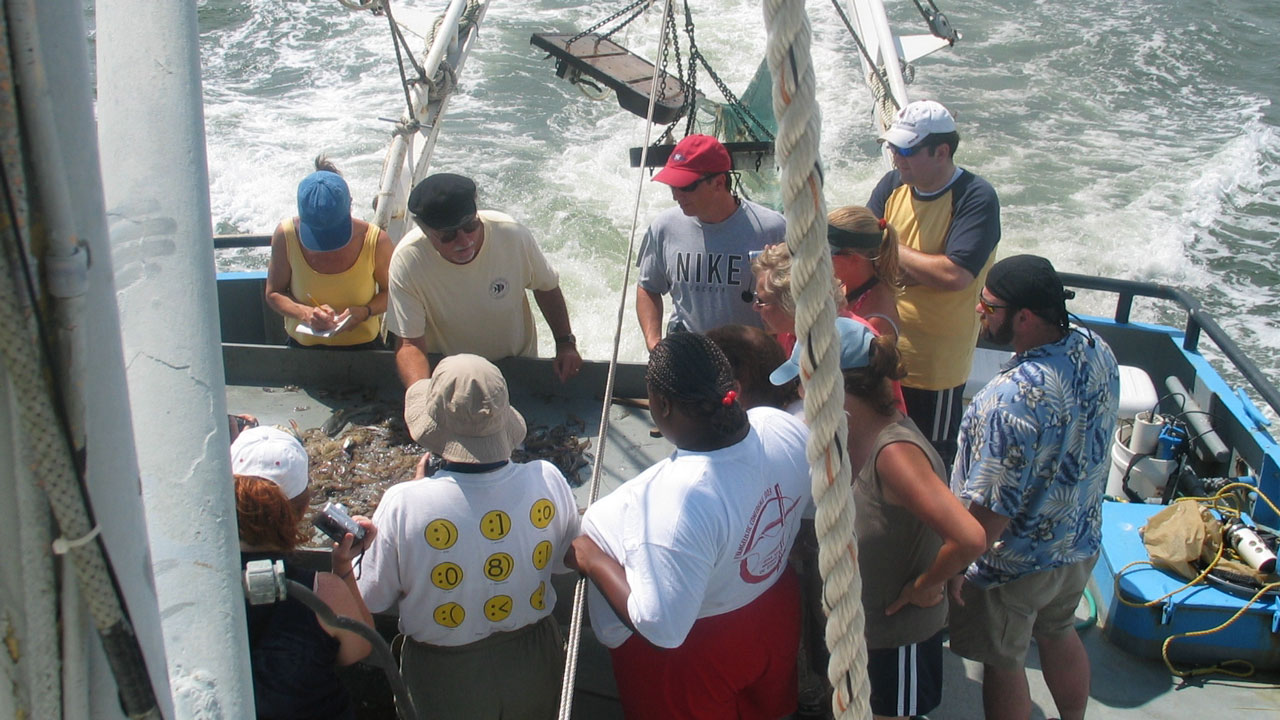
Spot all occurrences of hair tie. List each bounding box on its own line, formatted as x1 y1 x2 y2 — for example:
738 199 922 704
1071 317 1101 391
721 390 738 407
877 218 887 230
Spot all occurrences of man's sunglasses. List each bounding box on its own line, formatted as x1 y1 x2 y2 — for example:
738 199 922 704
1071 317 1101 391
429 217 482 244
978 297 1009 315
887 142 930 158
676 174 715 193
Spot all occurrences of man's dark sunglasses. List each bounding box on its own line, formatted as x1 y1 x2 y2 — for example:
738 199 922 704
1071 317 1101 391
676 174 716 193
429 216 482 244
887 142 923 158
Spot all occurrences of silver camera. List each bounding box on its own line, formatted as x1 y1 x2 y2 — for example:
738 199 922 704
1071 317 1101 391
313 501 366 545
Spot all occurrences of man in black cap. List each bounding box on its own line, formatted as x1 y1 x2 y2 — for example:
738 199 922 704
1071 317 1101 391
947 254 1119 720
386 173 582 386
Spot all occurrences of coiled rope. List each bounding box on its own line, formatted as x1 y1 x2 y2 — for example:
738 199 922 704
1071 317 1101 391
1113 483 1280 680
762 2 871 718
556 2 677 718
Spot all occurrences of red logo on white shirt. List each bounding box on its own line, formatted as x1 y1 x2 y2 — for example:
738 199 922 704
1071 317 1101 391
735 483 801 583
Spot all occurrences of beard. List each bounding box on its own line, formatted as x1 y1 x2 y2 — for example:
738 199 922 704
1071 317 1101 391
981 313 1015 346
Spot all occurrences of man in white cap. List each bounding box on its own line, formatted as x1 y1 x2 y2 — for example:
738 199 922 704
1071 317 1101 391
867 99 1001 469
230 426 376 717
636 134 786 351
356 354 580 718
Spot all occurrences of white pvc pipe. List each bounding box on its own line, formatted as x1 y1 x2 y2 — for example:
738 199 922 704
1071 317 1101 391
420 0 470 81
94 0 254 716
370 0 490 242
8 0 175 716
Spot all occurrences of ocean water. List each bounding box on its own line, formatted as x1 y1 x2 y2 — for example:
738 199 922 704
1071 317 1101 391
199 0 1280 399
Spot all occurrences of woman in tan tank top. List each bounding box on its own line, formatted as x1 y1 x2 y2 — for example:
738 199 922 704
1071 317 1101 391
778 317 985 718
838 316 986 719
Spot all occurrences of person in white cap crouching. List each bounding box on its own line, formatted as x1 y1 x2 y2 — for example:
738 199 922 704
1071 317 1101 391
357 354 581 718
231 426 376 719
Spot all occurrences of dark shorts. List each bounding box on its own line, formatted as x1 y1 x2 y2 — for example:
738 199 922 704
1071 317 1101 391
901 383 966 470
609 568 802 720
867 630 945 718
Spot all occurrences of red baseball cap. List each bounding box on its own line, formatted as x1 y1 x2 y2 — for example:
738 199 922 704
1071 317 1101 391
653 134 732 187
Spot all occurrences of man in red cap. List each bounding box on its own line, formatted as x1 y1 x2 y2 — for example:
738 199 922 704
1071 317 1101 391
636 134 785 351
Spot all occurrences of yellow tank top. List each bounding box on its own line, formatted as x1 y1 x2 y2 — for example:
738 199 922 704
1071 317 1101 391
282 218 382 346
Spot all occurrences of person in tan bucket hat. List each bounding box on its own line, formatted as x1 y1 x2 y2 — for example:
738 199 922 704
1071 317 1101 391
356 354 580 718
403 352 529 465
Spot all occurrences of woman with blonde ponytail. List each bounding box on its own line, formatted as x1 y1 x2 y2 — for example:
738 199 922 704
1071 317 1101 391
828 205 902 340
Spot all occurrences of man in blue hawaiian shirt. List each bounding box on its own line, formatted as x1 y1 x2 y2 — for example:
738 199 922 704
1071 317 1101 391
948 254 1119 720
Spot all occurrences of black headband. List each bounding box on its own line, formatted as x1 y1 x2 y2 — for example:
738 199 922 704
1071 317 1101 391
827 225 881 251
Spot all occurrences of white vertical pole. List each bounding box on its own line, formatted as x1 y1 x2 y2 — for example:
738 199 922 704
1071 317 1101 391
94 0 254 716
6 0 177 716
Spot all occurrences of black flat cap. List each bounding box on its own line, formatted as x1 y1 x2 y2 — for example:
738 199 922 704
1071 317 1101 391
408 173 477 230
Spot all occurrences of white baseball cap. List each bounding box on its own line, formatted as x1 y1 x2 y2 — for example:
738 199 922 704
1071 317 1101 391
878 100 956 149
230 426 310 500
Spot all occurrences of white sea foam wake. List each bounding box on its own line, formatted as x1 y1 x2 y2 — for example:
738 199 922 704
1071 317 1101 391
200 0 1280 399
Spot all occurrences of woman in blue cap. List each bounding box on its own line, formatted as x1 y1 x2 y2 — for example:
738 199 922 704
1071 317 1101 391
266 156 392 348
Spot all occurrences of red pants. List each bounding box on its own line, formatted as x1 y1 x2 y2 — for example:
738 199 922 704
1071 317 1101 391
609 568 801 720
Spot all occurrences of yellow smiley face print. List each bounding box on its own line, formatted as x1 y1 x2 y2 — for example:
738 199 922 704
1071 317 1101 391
530 581 547 611
531 540 553 570
529 499 556 529
484 595 513 622
433 602 465 628
424 519 458 550
431 562 463 590
479 510 512 540
483 552 515 582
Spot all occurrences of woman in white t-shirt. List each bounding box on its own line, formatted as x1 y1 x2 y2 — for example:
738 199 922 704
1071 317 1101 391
567 332 811 720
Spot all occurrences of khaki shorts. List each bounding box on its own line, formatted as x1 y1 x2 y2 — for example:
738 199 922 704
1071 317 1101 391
949 555 1098 669
400 614 564 719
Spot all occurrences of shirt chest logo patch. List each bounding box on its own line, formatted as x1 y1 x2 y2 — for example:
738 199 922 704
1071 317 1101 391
490 277 511 299
735 483 802 583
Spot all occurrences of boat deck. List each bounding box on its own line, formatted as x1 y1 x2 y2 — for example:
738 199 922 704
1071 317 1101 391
225 348 1278 719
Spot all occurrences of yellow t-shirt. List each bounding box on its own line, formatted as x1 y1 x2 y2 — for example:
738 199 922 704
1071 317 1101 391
385 211 559 359
883 172 999 390
283 218 382 346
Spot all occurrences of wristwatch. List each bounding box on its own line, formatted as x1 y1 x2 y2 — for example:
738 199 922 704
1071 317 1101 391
554 333 577 347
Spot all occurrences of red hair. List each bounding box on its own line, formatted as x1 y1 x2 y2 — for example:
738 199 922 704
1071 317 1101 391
235 475 310 552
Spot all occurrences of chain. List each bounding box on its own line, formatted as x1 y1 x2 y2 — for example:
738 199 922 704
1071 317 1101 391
678 0 700 136
681 0 772 141
658 0 688 141
600 3 654 43
568 0 653 47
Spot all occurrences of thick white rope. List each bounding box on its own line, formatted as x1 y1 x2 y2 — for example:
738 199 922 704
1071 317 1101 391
556 3 676 717
762 2 872 718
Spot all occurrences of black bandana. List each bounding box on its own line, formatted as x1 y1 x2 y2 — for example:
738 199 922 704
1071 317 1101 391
985 254 1075 328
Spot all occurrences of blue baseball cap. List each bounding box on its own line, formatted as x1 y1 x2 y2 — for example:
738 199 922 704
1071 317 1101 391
296 171 352 251
770 317 875 385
